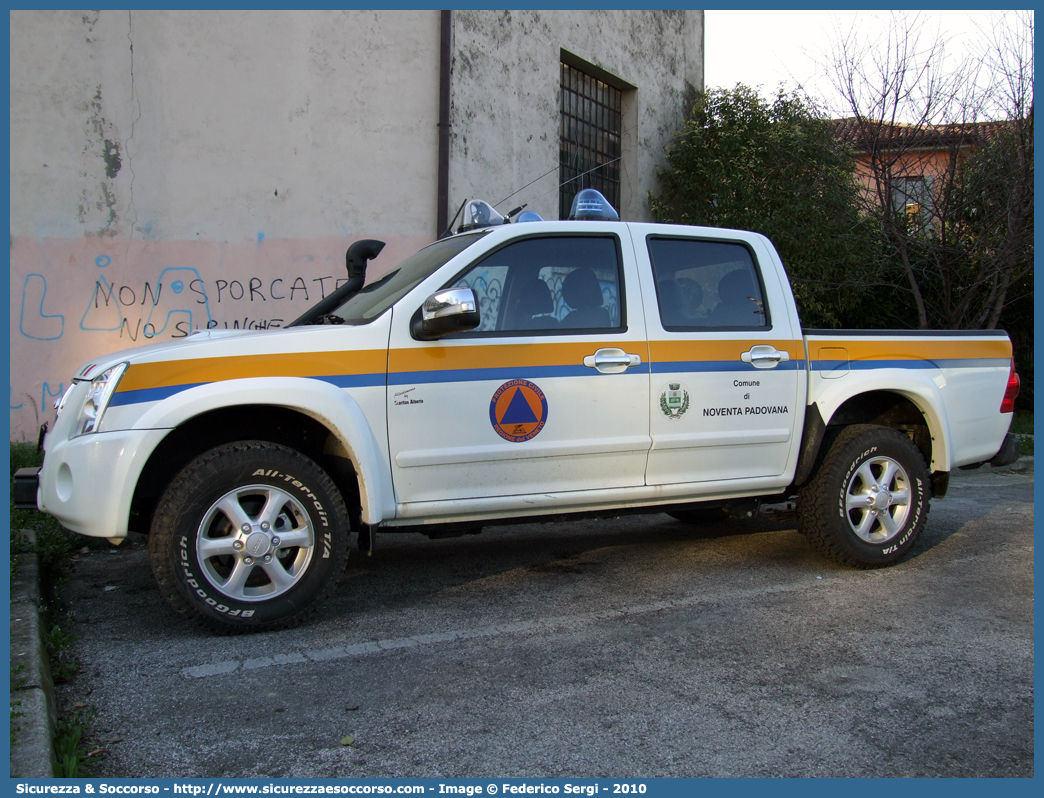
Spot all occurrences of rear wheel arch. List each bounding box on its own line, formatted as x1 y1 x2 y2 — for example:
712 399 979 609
820 390 939 470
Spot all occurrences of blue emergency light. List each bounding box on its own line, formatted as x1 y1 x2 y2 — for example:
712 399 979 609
568 188 619 221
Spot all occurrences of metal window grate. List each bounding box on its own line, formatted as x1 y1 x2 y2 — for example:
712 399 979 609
560 63 622 219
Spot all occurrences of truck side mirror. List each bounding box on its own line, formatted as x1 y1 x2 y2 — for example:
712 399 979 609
411 287 481 340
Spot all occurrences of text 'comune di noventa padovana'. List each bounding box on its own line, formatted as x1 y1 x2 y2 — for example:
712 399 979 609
703 405 789 417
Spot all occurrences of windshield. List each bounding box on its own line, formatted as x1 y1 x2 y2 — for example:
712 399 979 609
327 232 488 324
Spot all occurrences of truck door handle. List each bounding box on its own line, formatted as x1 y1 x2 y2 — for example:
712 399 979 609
742 345 790 369
583 348 642 374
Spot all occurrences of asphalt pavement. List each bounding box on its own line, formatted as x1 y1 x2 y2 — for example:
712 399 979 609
56 460 1034 778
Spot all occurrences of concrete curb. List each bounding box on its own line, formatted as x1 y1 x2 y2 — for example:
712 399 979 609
10 541 56 778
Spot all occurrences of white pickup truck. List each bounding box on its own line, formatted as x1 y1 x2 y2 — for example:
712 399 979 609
18 190 1021 632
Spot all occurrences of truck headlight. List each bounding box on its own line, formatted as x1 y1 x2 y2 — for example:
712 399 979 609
73 363 128 436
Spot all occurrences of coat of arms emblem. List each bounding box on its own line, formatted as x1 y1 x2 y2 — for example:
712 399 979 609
659 382 690 420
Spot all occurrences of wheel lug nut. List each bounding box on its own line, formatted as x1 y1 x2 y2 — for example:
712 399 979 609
271 537 280 546
263 554 272 563
241 523 252 533
244 556 254 565
233 540 244 550
261 522 270 531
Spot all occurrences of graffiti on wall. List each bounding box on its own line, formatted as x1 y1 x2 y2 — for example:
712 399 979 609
9 235 428 439
21 255 361 345
19 275 65 341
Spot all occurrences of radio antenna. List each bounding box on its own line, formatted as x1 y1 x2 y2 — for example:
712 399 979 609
494 157 622 209
493 167 558 208
439 198 468 239
557 157 622 190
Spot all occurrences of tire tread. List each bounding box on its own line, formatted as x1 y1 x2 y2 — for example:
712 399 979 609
148 440 349 634
799 424 930 569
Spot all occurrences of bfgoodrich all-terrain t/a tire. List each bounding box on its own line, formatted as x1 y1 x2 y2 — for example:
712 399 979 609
149 441 349 632
799 424 930 569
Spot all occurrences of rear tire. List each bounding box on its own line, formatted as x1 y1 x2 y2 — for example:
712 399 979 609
148 441 349 633
799 424 930 568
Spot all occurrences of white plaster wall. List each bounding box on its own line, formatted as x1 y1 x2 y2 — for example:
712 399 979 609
11 9 442 242
447 10 704 222
9 10 440 440
9 9 705 439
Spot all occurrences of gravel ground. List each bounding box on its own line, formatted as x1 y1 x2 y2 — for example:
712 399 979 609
56 460 1034 778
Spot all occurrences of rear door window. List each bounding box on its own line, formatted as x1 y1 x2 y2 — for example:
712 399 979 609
646 237 769 330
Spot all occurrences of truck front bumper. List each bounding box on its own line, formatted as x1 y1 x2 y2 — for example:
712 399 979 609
37 427 170 539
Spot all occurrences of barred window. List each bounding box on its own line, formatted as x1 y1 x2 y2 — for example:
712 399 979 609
560 63 622 219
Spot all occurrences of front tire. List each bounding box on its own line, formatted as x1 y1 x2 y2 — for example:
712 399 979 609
799 424 930 568
149 441 349 632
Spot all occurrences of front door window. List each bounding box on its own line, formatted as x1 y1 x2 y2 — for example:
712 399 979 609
449 235 624 334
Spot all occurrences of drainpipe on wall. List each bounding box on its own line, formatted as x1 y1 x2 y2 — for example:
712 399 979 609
437 10 452 237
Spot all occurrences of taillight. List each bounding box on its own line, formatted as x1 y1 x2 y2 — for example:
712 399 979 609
1000 359 1020 413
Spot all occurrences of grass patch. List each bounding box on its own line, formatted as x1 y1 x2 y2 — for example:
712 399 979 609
1010 411 1033 435
1010 411 1033 456
53 720 83 778
53 707 93 778
44 623 79 684
10 443 97 777
54 703 107 778
10 442 82 572
10 698 24 747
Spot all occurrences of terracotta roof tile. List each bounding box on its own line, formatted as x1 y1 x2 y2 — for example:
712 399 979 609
832 118 1013 152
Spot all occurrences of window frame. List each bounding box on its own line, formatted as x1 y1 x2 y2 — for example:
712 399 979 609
646 235 773 333
890 175 935 233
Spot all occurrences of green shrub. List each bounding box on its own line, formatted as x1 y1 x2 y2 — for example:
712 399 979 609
53 715 86 778
1010 411 1033 456
44 624 78 684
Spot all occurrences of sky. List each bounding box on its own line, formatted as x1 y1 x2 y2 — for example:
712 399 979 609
704 10 1025 117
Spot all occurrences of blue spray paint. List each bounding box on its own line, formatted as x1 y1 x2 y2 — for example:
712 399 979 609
80 254 124 331
81 274 125 331
19 274 65 340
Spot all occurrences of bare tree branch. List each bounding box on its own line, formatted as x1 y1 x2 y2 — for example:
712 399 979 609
825 11 1033 330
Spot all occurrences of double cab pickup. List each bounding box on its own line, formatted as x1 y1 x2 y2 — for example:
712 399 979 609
19 192 1021 631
